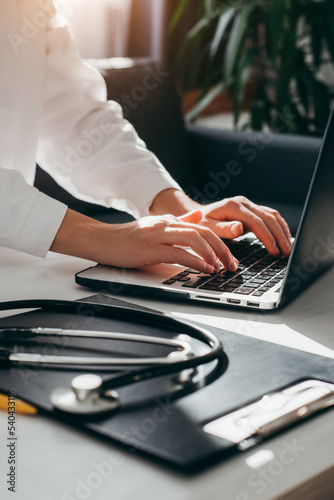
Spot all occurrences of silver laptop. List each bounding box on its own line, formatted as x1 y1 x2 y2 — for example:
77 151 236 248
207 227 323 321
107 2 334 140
76 108 334 310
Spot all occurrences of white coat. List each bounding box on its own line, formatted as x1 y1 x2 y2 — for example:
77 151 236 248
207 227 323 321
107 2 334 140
0 0 180 257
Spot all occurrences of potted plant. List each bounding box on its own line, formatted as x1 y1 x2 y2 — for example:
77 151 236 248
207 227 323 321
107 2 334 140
171 0 334 135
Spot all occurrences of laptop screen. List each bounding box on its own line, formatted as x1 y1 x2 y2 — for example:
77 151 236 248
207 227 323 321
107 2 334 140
280 106 334 307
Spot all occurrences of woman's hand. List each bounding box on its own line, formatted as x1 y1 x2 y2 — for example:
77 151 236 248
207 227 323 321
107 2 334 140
199 196 292 257
50 208 238 273
150 190 293 257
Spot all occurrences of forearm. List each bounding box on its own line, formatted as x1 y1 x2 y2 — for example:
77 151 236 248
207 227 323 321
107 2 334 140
49 207 237 272
149 188 200 217
50 208 106 262
50 197 200 262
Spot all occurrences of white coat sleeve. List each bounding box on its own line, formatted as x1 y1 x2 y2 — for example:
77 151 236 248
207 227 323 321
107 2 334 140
0 168 67 257
36 10 182 219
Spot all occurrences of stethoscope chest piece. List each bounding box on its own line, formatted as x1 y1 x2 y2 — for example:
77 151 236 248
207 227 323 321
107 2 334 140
50 374 119 416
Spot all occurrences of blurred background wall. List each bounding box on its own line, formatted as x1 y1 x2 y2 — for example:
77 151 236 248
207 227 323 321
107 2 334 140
57 0 198 62
58 0 132 58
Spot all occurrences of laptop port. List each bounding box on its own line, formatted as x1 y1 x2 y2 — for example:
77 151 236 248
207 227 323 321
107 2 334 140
227 298 241 304
247 301 260 307
195 295 221 301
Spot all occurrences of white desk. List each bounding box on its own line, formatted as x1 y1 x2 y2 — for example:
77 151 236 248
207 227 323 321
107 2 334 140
0 247 334 500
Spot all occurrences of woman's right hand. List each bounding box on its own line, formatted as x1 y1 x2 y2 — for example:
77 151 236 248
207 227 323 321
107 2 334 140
50 209 238 273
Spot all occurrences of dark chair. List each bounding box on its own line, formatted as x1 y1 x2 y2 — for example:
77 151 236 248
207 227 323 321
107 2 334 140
35 58 322 234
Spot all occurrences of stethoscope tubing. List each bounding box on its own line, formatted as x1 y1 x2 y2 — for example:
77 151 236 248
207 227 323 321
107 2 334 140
0 299 226 391
1 328 193 366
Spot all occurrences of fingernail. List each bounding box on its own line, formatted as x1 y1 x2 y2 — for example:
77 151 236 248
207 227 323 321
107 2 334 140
231 259 238 272
273 243 280 254
214 260 221 272
284 245 292 257
205 264 215 274
231 222 241 237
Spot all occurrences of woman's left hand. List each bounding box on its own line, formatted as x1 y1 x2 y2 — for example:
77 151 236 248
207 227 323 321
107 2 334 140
184 196 292 257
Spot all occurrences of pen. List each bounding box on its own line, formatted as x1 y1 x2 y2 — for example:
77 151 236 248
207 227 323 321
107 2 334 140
0 393 38 415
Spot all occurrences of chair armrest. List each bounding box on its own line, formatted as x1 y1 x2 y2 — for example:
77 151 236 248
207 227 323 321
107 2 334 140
186 125 321 207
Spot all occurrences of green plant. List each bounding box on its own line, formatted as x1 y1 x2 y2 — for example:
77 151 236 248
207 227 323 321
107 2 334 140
172 0 334 135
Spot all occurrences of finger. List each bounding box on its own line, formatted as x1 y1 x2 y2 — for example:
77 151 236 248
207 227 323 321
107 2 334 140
233 199 292 254
209 200 288 256
205 220 244 239
158 245 216 274
180 209 203 225
163 226 238 272
250 207 292 256
196 226 239 271
201 197 292 255
270 209 292 242
266 209 292 254
164 228 218 269
234 206 282 256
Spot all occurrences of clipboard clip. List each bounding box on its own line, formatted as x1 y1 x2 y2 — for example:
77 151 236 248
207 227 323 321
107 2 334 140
203 380 334 447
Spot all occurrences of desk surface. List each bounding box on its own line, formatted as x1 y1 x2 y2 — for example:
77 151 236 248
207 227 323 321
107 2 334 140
0 247 334 500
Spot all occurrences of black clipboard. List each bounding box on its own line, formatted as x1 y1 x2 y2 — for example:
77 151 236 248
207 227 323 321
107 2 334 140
0 294 333 471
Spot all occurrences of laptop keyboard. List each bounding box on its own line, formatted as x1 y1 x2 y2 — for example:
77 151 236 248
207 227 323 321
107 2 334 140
163 238 288 297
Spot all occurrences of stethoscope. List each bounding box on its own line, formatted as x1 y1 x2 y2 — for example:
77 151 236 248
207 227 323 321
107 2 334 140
0 299 227 416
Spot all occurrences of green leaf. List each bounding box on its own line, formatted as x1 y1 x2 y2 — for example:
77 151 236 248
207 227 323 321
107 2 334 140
224 1 259 81
185 44 210 92
210 7 236 60
173 17 210 89
185 82 226 122
275 28 297 114
267 0 286 63
312 80 331 132
186 6 223 41
169 0 191 32
233 47 258 126
251 101 265 131
169 37 188 78
198 60 223 99
307 5 324 70
294 55 311 115
186 17 211 40
322 1 334 62
205 0 215 18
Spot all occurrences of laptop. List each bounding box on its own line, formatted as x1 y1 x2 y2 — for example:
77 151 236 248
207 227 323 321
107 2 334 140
75 108 334 310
